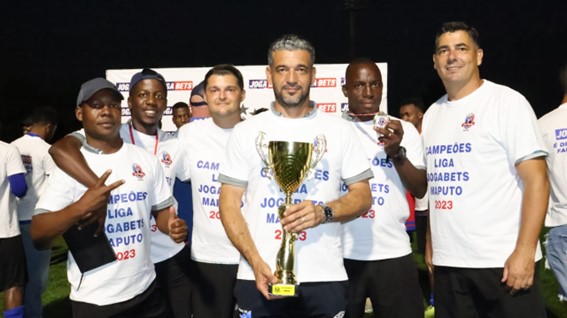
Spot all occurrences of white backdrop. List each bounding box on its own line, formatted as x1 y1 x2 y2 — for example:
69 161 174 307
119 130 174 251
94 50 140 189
106 63 387 132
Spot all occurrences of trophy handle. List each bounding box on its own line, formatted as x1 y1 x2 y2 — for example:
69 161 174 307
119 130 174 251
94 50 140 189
310 134 327 170
255 131 272 178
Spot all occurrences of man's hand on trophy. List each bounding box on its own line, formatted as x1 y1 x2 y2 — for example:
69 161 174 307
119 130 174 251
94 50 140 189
251 258 279 300
281 201 323 232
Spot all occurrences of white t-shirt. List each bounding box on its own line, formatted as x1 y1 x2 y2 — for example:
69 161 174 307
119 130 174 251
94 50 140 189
11 134 56 221
422 80 547 268
342 117 425 260
538 103 567 227
119 124 190 263
35 143 173 305
415 191 429 212
177 118 239 264
0 141 26 238
219 107 373 283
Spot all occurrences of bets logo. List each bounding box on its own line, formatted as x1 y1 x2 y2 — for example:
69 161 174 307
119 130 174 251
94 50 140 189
316 103 337 112
311 78 337 88
172 81 193 90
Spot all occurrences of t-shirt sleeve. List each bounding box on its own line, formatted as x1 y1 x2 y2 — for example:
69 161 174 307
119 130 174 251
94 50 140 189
6 144 26 177
499 93 547 164
218 126 249 186
401 120 425 170
35 168 77 215
150 157 174 211
341 123 373 184
175 146 191 182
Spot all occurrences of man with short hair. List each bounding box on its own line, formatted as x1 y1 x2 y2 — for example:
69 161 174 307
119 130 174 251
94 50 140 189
219 34 372 317
399 98 425 133
178 64 245 318
422 21 549 318
32 78 187 317
0 141 27 318
49 69 193 317
341 58 426 318
538 62 567 313
11 106 58 318
171 102 190 129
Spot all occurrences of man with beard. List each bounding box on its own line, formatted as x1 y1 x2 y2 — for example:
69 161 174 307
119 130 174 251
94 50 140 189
219 34 373 317
341 58 426 318
49 69 193 317
177 64 245 318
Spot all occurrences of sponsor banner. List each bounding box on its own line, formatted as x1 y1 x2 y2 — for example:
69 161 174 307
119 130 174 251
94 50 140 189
106 63 387 132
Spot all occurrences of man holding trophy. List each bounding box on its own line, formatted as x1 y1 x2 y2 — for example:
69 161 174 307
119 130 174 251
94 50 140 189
219 34 373 317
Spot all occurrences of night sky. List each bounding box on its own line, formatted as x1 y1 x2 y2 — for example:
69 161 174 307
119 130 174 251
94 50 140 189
2 0 566 142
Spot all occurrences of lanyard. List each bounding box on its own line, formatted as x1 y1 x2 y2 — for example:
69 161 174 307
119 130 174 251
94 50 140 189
129 124 159 155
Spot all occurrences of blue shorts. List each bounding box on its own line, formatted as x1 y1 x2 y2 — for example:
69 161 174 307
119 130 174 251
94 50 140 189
546 224 567 302
234 279 347 318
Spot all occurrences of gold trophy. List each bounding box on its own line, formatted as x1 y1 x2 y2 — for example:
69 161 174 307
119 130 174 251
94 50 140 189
256 132 326 297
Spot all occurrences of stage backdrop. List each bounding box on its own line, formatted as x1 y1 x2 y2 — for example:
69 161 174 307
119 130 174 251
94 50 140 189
107 63 387 132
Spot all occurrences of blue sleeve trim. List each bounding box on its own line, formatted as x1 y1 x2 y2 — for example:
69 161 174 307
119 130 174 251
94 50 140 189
8 173 28 198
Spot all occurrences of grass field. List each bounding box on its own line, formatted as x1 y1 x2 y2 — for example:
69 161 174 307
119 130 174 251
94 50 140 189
1 234 565 317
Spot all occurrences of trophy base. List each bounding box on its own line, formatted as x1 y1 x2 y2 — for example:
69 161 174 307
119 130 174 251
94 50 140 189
269 283 298 297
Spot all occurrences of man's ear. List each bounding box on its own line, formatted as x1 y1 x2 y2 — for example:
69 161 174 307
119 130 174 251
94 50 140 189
476 48 484 66
311 66 317 85
75 106 83 122
265 66 273 86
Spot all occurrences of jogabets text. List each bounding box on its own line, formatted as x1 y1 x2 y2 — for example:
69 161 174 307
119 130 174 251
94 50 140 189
248 79 272 89
105 192 148 256
116 81 193 92
426 143 473 211
554 128 567 153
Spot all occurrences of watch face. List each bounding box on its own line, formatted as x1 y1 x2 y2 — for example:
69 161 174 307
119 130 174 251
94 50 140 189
399 147 406 159
323 206 333 222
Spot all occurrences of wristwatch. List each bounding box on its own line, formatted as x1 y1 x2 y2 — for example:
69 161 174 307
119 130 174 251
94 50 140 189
387 146 407 163
319 204 334 224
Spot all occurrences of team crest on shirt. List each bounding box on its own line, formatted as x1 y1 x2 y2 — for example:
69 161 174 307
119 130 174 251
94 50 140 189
461 113 476 131
131 163 146 179
160 151 172 167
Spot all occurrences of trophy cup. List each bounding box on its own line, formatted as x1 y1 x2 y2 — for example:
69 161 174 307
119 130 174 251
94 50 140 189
256 132 326 297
